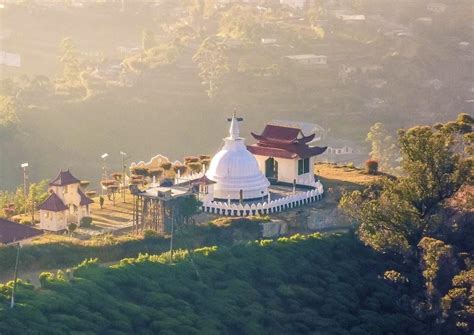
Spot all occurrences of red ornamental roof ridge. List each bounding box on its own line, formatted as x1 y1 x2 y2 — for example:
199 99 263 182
38 192 68 212
49 169 81 186
0 218 43 244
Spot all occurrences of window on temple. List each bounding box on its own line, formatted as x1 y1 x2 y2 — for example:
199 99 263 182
298 158 310 175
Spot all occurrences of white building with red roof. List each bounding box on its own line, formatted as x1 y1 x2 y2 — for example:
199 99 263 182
38 170 93 231
247 124 327 187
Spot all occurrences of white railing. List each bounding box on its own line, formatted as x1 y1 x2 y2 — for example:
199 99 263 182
201 181 324 216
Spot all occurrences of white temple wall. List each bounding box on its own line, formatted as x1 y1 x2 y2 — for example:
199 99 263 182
39 210 67 231
213 185 269 201
254 155 316 186
274 157 297 184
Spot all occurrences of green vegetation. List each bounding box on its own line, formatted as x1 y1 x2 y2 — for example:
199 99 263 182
1 1 471 189
0 234 428 334
0 180 49 220
341 114 473 334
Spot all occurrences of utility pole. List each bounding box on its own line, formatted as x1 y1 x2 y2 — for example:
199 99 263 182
169 216 174 263
120 151 127 203
21 163 29 215
10 243 21 308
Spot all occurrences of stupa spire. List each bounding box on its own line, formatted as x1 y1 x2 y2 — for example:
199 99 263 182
227 109 243 140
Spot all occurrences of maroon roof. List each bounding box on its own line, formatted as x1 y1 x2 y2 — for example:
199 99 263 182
38 192 68 212
251 125 315 145
248 124 327 159
247 144 327 159
191 175 217 185
49 169 80 187
78 188 94 206
0 218 43 245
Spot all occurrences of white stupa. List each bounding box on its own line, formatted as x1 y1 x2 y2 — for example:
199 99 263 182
206 113 270 201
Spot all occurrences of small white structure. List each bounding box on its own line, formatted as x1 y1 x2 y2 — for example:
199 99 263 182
285 54 327 66
261 38 277 45
336 14 366 23
280 0 308 10
38 170 93 231
427 3 447 14
205 113 270 201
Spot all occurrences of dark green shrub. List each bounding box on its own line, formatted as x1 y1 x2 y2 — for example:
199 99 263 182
80 216 93 228
365 159 378 175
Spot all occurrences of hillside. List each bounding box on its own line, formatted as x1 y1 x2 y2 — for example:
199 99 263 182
0 234 428 335
1 0 472 189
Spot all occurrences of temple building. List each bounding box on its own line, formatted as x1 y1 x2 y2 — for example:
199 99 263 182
134 113 326 217
247 124 327 187
38 170 93 231
205 114 270 201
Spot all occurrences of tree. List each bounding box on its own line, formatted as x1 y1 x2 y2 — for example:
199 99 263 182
57 37 84 90
141 29 156 51
441 269 474 333
193 37 229 99
366 122 399 173
0 96 19 139
307 1 325 27
218 6 261 43
341 115 473 258
418 237 457 309
67 222 77 236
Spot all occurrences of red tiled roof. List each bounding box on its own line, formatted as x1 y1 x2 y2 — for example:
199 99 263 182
248 124 327 159
247 143 327 159
49 169 80 186
38 192 68 212
78 188 94 206
0 218 43 245
251 125 315 145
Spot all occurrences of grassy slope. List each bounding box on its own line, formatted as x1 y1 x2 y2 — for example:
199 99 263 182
0 234 427 335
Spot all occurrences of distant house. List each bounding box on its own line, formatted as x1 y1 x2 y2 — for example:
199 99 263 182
415 17 433 26
280 0 308 10
427 3 447 14
0 218 42 246
285 54 327 66
0 51 21 67
38 170 93 232
335 14 366 23
261 38 277 45
320 139 365 165
422 79 443 90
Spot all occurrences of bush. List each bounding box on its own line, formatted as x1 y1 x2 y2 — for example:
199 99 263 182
160 162 172 170
80 216 93 228
187 162 202 173
184 156 199 163
173 164 187 175
143 229 159 240
365 159 379 175
20 219 32 225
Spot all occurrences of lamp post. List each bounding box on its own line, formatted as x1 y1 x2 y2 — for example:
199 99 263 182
20 163 28 199
100 153 108 195
120 151 127 203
